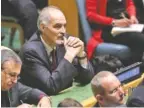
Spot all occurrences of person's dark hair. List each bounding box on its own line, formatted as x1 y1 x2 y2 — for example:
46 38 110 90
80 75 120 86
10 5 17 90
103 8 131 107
91 54 124 74
1 49 22 70
57 98 83 107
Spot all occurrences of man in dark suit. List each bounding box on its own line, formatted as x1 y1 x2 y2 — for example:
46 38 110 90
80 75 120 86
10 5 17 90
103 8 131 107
19 6 94 95
1 46 51 107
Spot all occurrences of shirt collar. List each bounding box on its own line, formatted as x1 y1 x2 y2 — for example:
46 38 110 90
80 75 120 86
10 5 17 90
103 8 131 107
40 36 56 56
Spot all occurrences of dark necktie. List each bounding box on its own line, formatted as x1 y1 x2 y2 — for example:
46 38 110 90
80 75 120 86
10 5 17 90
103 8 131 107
51 49 56 71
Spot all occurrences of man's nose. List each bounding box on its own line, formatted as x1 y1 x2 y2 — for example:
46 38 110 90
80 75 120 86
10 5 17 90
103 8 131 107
60 26 66 33
118 86 124 95
12 77 18 84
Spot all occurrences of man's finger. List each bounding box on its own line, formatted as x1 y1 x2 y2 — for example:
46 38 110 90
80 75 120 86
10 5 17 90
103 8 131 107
67 37 75 45
69 39 79 46
63 37 67 46
72 42 82 48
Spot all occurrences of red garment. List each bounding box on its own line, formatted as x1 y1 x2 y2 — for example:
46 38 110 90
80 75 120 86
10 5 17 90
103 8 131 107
86 0 136 59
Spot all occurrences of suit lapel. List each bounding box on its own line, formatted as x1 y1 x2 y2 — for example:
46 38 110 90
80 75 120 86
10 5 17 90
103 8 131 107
34 33 52 70
39 42 52 68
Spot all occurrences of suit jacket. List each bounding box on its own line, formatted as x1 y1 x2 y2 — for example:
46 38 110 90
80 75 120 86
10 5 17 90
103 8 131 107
19 31 94 95
126 80 144 107
1 82 46 107
86 0 136 59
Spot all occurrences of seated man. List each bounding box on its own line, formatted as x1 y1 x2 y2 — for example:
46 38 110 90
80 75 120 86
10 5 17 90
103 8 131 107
91 71 125 107
19 6 94 95
57 98 83 107
1 46 51 107
2 0 38 40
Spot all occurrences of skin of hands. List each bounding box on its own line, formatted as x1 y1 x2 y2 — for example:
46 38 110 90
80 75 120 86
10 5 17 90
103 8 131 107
64 36 88 65
130 16 139 24
37 96 51 108
64 36 82 63
17 103 33 108
66 36 85 56
114 18 132 27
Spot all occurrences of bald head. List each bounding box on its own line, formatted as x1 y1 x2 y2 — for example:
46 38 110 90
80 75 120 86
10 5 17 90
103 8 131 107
37 6 65 30
91 71 118 95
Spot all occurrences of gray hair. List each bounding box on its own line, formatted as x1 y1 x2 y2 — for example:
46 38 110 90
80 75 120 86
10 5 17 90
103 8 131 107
37 6 61 30
1 47 22 70
91 71 116 95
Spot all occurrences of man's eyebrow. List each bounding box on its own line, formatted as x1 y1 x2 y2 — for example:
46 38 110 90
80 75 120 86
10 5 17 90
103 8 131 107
55 23 66 25
10 72 17 74
9 72 19 76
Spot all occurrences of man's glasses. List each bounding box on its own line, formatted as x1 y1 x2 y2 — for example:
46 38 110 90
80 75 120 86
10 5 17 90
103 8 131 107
4 71 20 81
109 84 124 94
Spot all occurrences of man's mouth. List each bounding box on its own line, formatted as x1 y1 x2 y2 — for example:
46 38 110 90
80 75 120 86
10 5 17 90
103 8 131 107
119 95 124 102
119 97 123 102
8 83 15 88
58 37 64 40
8 84 13 88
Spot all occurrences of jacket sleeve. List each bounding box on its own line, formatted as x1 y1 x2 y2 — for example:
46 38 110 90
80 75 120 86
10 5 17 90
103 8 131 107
126 0 136 17
18 82 47 104
86 0 113 25
20 49 79 95
73 59 94 84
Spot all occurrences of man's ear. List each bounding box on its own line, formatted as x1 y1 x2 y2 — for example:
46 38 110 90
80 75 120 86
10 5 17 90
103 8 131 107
96 94 104 104
39 23 46 33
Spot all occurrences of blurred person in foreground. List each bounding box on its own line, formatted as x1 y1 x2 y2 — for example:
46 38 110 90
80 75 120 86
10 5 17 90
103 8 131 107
57 98 83 107
91 71 125 107
1 46 51 108
19 6 94 95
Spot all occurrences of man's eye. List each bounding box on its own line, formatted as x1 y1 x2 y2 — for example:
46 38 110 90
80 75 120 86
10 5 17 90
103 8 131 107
54 24 62 29
10 74 16 77
110 88 117 94
112 89 117 93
